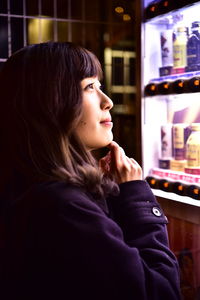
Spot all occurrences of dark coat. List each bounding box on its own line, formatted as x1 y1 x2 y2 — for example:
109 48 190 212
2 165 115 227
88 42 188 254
0 179 181 300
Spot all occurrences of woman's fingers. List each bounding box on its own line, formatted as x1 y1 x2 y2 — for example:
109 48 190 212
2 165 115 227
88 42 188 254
106 141 143 183
107 141 121 168
99 151 111 174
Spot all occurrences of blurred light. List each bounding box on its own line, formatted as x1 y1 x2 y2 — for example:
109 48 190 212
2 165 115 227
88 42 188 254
123 14 131 21
194 188 199 195
178 81 183 87
103 32 110 42
178 185 183 191
28 17 53 44
163 1 169 7
115 6 124 14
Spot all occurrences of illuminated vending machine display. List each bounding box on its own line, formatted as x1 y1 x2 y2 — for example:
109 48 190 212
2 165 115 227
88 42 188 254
141 1 200 298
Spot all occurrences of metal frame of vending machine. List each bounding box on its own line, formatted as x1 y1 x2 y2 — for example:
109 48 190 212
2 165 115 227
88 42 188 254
137 1 200 299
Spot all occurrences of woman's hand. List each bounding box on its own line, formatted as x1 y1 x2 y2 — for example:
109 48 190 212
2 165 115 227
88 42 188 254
99 141 143 184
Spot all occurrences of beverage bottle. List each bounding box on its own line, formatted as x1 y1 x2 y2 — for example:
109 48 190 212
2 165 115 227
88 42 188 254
171 79 186 94
145 1 159 20
186 21 200 72
160 28 173 67
186 123 200 172
186 76 200 93
161 124 173 157
173 27 188 72
145 176 159 189
186 184 200 200
158 81 171 94
172 123 190 160
159 26 173 77
159 179 173 192
159 124 172 169
172 181 187 196
144 82 158 96
158 0 175 14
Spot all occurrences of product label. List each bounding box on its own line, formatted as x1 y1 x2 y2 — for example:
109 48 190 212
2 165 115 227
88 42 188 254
186 144 200 167
173 45 187 68
173 126 184 149
187 35 200 66
173 125 190 160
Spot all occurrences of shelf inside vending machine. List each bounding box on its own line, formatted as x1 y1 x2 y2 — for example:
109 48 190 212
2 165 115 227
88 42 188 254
147 168 200 206
152 189 200 207
150 70 200 83
143 1 200 84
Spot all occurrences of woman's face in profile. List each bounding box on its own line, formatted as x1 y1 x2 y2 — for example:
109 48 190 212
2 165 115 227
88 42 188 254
75 76 114 150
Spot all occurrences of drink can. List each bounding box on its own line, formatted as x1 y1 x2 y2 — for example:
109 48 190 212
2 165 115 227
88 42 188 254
161 124 173 158
160 30 173 67
172 123 191 160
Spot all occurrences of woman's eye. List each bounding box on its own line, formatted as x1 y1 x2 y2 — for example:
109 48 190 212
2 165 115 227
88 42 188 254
85 83 94 90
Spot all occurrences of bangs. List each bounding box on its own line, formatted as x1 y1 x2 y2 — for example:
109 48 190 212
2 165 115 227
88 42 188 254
78 47 103 80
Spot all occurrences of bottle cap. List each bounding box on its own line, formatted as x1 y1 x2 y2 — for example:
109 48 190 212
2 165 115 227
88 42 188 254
186 77 200 92
144 83 158 96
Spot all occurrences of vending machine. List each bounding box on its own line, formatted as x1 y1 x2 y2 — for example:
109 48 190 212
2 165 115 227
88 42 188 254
140 1 200 298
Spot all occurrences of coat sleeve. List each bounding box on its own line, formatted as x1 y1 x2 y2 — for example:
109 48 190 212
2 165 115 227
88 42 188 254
32 180 180 300
107 180 181 299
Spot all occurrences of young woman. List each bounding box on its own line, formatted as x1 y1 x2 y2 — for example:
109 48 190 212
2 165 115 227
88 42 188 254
0 42 180 300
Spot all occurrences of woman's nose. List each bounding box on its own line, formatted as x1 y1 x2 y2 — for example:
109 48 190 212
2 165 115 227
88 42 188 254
100 92 113 110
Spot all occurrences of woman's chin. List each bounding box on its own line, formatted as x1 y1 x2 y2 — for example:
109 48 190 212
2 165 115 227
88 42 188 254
104 134 113 147
87 133 113 151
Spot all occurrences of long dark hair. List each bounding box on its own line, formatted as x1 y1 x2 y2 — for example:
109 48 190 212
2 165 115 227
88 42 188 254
0 42 118 200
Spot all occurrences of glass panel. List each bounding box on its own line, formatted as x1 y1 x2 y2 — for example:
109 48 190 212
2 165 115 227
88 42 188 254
11 18 24 53
27 18 54 44
84 0 101 22
0 17 8 58
112 115 136 157
84 23 105 59
129 57 136 85
112 0 134 23
71 22 84 46
109 23 135 50
27 18 40 44
57 21 68 42
112 57 124 85
129 93 136 102
26 0 38 16
40 18 54 42
71 0 83 20
57 0 68 19
41 0 54 17
84 0 132 23
0 0 7 13
10 0 23 15
104 0 116 22
111 93 123 104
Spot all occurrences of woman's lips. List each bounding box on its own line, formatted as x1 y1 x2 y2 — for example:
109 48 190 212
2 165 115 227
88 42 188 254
100 119 113 127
